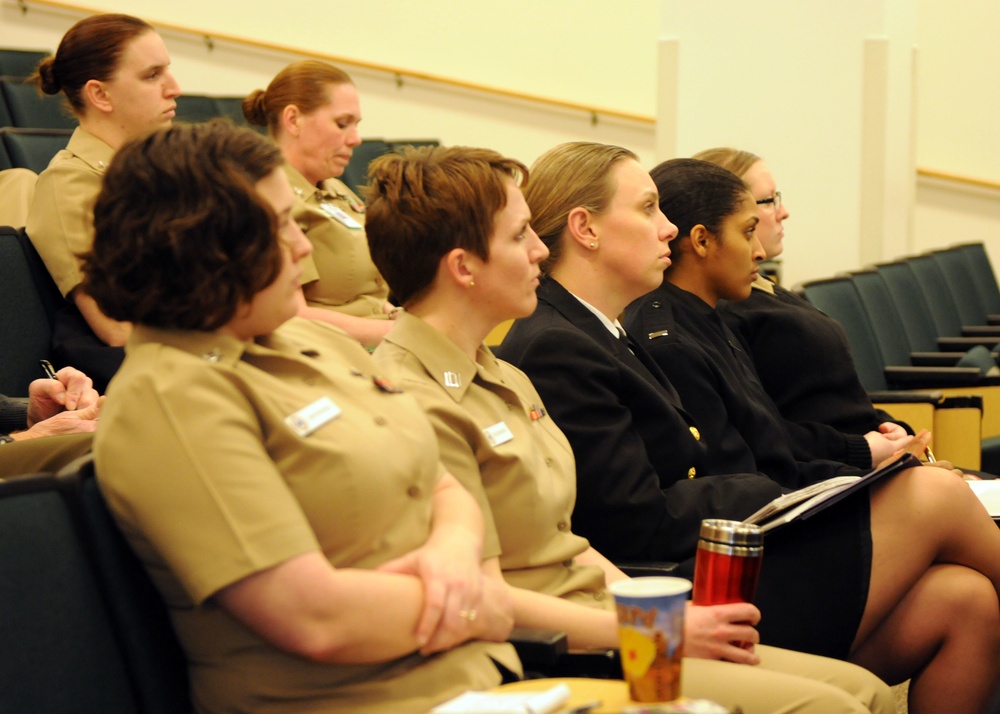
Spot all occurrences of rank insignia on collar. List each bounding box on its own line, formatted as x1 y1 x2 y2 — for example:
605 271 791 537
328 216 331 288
444 371 461 388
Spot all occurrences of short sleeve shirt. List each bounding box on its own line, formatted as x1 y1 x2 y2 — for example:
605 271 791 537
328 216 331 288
374 313 609 607
94 317 514 714
284 164 390 318
26 127 113 297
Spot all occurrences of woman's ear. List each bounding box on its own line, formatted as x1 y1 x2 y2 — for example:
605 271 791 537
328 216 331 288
689 224 712 258
82 79 113 115
281 105 302 137
565 206 598 250
441 247 481 290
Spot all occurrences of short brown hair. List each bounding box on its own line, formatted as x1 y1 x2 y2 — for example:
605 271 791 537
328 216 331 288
243 60 353 137
31 13 154 116
364 146 528 306
691 147 761 183
82 120 285 331
524 142 636 273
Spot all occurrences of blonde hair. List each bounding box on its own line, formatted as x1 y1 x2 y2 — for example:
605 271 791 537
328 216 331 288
691 147 761 183
524 141 636 272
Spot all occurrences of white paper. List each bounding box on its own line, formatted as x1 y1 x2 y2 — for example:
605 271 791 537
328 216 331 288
969 479 1000 517
431 683 571 714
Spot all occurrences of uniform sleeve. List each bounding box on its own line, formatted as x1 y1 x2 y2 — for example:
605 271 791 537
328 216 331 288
502 325 782 564
95 362 320 604
0 394 29 435
26 159 102 297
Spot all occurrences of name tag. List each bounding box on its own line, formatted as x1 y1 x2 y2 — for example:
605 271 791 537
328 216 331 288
482 421 514 447
320 203 363 229
285 396 341 437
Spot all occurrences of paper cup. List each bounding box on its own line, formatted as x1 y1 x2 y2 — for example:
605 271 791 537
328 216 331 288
609 577 691 703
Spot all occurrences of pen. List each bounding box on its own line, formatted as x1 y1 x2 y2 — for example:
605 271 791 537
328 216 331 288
39 359 58 380
924 446 936 463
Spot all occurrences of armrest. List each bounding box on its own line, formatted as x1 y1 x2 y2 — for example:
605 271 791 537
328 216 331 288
508 628 623 679
910 352 964 367
960 325 1000 338
885 365 988 388
938 336 1000 351
616 562 679 578
987 314 1000 325
867 390 943 405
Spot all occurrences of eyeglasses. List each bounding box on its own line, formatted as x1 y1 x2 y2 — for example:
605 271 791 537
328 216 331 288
756 191 782 211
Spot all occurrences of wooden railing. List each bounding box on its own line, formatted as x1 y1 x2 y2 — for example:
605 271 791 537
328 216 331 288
11 0 655 126
917 167 1000 193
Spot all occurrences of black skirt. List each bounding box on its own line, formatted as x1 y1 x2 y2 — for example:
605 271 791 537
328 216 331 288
753 488 872 660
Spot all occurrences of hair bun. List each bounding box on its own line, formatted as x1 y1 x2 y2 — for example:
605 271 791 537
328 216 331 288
34 56 61 94
241 89 268 126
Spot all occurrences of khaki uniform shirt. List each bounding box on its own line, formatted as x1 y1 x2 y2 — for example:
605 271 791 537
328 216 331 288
374 313 609 608
284 164 390 318
94 318 516 714
26 127 113 297
0 167 37 228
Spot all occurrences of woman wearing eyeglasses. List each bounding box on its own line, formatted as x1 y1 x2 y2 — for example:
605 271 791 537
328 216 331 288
693 148 911 465
499 142 1000 714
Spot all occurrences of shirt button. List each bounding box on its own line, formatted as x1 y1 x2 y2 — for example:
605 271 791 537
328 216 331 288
304 378 315 385
687 467 697 479
507 403 516 410
407 486 420 498
651 300 662 309
545 457 554 467
689 426 701 441
562 560 573 568
374 416 387 426
594 591 606 601
557 521 568 531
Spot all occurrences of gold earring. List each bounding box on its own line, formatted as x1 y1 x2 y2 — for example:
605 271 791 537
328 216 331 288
468 279 475 288
589 241 597 249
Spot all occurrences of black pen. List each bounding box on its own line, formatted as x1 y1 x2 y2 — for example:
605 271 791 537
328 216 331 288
39 359 59 380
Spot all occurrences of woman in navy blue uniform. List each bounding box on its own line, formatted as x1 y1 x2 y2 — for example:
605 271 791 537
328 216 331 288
497 142 1000 714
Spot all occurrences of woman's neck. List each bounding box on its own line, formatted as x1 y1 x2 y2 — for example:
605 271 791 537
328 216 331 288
665 267 718 308
77 116 128 151
549 261 629 323
407 293 490 362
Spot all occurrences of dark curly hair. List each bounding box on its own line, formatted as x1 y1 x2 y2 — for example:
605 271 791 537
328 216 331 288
81 119 286 331
364 145 528 306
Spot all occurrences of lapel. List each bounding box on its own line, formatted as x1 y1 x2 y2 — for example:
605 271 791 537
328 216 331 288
538 278 684 406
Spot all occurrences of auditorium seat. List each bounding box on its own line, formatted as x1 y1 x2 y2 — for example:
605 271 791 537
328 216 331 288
0 77 75 129
0 49 49 79
0 127 72 173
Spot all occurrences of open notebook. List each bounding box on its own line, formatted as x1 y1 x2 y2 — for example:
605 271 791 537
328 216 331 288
968 479 1000 519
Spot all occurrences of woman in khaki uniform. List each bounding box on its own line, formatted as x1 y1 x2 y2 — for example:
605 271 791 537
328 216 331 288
84 121 518 714
244 61 395 350
365 146 894 714
25 14 182 392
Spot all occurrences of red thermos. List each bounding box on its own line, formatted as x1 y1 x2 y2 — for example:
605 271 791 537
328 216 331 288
692 519 763 606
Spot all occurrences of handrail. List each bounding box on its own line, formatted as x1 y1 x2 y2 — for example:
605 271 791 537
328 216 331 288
12 0 655 126
917 167 1000 193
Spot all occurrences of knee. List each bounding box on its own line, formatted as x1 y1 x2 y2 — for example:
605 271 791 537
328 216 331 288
885 466 981 516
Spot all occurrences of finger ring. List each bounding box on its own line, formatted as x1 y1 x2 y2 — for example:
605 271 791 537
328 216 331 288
458 609 478 622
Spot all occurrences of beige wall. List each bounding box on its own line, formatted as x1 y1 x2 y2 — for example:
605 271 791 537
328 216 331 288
3 0 998 283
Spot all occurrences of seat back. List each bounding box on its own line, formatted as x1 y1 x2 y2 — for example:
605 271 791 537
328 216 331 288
906 254 967 335
932 246 991 325
0 226 62 395
0 78 75 129
848 269 915 366
874 261 942 352
0 49 49 79
0 127 72 172
72 460 193 714
957 243 1000 315
174 94 220 123
341 138 391 195
798 276 890 391
0 473 139 713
